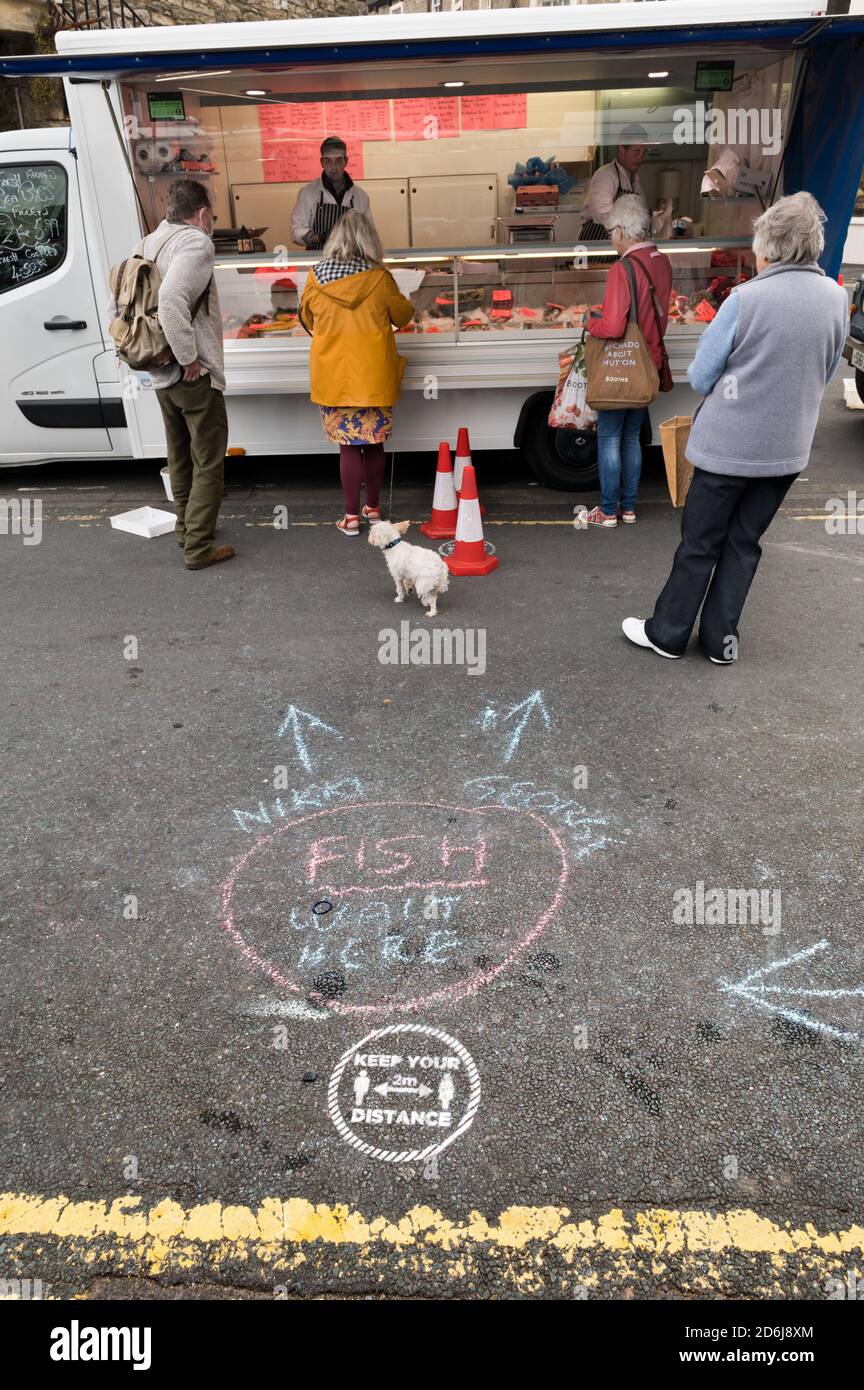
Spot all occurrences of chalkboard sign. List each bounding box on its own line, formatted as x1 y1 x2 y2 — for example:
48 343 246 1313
0 163 67 296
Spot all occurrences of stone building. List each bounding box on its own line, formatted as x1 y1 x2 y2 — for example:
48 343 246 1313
1 0 367 132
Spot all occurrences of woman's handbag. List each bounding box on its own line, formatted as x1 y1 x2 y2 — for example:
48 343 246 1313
583 257 660 409
548 338 598 431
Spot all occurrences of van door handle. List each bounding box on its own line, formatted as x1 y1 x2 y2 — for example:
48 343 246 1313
44 318 87 330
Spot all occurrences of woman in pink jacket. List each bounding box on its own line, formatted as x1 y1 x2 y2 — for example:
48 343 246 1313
583 194 672 527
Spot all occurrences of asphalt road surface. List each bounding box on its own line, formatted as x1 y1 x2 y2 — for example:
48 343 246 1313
0 369 862 1301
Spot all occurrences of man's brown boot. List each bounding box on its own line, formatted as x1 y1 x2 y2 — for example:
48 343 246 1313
186 545 235 571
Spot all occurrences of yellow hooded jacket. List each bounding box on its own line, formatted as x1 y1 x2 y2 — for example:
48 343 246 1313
301 267 414 408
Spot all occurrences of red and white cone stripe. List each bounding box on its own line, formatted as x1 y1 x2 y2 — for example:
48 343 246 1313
444 463 499 576
454 426 471 497
454 426 484 514
419 441 458 539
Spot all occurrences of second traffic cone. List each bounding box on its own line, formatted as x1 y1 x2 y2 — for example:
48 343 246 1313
454 427 471 496
444 463 498 576
420 442 458 539
454 426 485 513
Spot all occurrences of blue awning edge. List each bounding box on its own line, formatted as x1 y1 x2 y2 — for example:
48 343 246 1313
1 16 864 78
785 34 864 275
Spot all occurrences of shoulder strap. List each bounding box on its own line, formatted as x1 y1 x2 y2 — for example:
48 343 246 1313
620 257 642 328
192 276 212 319
628 255 666 339
150 226 185 265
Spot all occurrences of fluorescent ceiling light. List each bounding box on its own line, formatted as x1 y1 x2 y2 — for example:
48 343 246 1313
649 71 670 79
155 70 232 82
245 89 269 96
442 81 466 88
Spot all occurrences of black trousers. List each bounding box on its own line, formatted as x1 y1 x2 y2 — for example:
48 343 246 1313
645 467 798 660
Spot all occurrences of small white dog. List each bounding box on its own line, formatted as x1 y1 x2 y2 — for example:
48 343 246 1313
368 520 449 618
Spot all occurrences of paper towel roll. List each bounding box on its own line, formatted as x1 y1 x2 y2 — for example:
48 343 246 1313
659 169 681 203
134 141 159 169
153 140 180 166
135 140 179 169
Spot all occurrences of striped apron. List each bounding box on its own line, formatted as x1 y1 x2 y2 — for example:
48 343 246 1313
579 168 626 243
310 186 358 250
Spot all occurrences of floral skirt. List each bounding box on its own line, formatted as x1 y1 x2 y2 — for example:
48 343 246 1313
319 405 393 446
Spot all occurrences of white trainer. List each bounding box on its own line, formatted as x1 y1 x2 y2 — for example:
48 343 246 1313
621 617 682 659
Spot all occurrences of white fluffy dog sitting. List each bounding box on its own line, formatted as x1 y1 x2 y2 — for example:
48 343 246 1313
368 520 449 618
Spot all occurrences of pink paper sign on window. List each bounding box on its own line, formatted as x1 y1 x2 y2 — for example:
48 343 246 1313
258 101 326 137
393 96 459 141
461 93 527 131
493 93 527 130
326 100 392 142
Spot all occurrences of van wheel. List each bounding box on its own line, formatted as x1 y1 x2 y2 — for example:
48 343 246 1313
521 394 598 490
857 369 864 406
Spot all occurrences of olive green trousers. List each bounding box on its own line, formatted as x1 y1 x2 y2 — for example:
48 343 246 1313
156 375 228 566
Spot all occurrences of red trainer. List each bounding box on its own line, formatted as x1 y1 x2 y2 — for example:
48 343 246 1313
585 506 617 528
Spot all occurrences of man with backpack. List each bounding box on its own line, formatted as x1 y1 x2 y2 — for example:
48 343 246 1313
139 179 233 570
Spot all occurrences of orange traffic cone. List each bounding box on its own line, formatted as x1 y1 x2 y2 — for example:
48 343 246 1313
454 426 484 513
444 463 498 576
420 442 458 539
454 427 470 496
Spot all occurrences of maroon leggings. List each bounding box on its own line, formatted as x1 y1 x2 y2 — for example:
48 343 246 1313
339 444 386 516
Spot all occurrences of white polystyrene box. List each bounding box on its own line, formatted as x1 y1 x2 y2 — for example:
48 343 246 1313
110 506 177 538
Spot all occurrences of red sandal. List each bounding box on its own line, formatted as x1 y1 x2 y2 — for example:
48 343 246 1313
336 514 360 537
361 505 382 525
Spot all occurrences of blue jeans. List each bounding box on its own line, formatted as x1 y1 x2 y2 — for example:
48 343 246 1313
597 407 646 516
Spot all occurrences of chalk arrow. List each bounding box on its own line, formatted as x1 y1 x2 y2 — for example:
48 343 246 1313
373 1082 433 1099
479 689 552 764
276 705 342 774
719 940 863 1043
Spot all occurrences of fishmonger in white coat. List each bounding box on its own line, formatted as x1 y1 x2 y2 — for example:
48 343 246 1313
290 136 372 250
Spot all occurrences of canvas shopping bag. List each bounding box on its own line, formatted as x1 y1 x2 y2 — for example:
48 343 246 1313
583 258 660 410
659 415 694 507
548 339 598 431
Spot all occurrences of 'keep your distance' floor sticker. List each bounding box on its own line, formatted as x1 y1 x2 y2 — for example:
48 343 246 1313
328 1023 481 1164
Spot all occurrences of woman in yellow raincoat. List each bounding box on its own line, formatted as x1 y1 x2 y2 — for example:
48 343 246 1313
300 211 414 536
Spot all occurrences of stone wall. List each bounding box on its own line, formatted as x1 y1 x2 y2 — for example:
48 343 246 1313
0 0 368 133
136 0 366 22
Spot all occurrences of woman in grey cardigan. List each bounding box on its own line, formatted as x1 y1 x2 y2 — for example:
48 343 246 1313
622 192 847 663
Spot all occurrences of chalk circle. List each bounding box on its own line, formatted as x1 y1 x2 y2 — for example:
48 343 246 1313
312 899 333 915
217 799 569 1017
327 1022 481 1164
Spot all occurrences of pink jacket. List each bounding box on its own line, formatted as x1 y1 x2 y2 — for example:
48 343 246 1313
586 243 672 371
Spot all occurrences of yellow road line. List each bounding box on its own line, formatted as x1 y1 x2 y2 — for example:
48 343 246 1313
45 510 856 528
1 1192 861 1295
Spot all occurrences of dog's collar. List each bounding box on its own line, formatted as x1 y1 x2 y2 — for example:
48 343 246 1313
382 537 402 550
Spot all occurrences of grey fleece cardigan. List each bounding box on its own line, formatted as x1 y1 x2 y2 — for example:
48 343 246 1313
685 262 848 477
140 220 225 392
